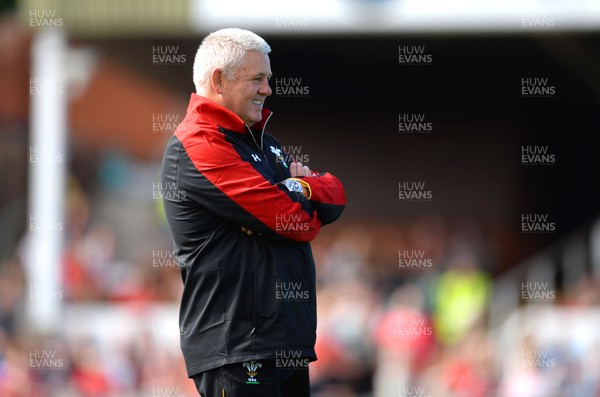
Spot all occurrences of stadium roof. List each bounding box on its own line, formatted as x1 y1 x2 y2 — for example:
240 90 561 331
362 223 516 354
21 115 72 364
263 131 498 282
18 0 600 38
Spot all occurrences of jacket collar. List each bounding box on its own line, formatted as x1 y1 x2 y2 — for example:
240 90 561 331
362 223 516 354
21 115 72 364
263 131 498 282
187 93 272 134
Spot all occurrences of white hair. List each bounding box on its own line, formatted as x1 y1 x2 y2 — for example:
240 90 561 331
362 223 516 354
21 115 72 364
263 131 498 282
193 28 271 94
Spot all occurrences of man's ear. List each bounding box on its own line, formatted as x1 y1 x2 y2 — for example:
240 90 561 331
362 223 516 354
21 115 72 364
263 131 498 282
210 69 224 94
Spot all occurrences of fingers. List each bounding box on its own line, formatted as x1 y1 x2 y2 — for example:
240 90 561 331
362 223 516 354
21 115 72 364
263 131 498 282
290 162 312 177
290 161 299 177
241 226 261 236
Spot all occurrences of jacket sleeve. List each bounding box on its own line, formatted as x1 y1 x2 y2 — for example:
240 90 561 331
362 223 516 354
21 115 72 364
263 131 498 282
276 140 346 226
298 172 346 226
171 131 321 243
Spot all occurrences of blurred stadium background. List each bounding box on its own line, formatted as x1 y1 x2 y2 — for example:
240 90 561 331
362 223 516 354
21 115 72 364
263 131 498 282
1 0 600 396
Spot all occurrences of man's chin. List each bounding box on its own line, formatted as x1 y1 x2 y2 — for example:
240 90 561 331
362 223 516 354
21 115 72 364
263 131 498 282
247 115 262 127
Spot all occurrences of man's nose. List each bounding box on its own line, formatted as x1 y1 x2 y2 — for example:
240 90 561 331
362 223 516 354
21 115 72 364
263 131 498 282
260 79 272 96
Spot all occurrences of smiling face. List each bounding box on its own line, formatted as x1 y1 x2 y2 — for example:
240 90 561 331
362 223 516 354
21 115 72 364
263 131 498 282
217 50 273 126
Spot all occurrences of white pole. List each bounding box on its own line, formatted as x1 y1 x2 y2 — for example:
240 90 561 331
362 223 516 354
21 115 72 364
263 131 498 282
25 28 68 334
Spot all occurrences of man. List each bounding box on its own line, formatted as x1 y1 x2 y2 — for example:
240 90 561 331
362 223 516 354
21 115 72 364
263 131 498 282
160 28 345 397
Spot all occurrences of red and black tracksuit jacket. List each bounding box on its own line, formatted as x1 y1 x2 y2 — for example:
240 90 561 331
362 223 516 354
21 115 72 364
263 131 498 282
160 94 345 377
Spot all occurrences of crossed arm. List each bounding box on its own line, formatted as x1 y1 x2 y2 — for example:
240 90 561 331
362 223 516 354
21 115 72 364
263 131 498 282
241 161 312 236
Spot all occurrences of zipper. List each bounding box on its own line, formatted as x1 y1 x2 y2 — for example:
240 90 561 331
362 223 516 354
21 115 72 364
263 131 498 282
246 112 274 162
250 269 257 349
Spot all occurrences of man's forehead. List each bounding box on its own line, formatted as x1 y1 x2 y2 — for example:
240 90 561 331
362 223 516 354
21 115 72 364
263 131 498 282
239 51 271 71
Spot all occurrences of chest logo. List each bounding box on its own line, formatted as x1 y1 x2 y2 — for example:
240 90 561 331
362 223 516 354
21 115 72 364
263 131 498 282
243 361 262 384
270 146 288 168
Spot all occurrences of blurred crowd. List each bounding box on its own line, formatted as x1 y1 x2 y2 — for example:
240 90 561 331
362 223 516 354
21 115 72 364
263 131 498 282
1 165 600 397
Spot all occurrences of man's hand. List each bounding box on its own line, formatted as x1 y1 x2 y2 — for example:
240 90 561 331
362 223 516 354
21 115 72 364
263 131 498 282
289 162 313 198
241 226 261 236
290 161 312 177
241 162 314 236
